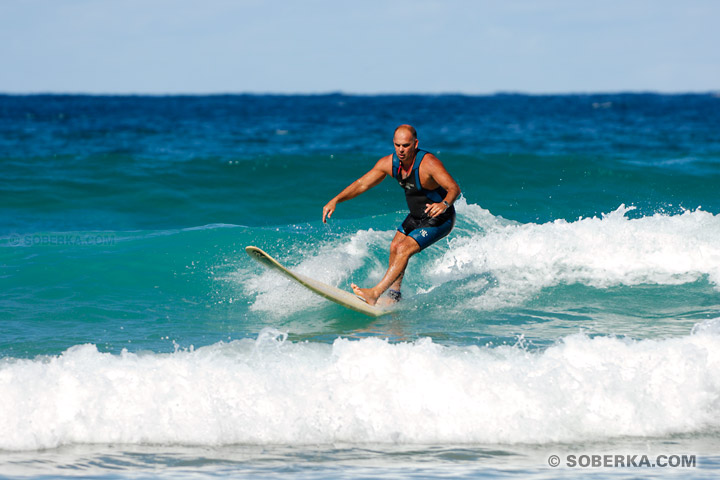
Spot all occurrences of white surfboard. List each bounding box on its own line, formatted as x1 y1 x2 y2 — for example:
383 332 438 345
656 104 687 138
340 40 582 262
245 246 388 317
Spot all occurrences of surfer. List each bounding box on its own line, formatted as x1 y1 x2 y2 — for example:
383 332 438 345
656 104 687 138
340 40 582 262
322 125 461 306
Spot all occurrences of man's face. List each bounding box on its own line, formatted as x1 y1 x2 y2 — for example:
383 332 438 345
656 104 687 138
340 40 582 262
393 130 418 163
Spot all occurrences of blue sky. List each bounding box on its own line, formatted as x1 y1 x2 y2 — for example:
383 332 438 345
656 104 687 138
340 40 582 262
1 0 718 94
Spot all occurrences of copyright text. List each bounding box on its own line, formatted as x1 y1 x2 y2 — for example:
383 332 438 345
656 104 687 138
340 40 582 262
548 454 696 468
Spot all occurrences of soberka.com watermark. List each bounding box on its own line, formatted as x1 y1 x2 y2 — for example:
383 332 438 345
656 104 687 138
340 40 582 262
548 453 697 469
7 233 116 247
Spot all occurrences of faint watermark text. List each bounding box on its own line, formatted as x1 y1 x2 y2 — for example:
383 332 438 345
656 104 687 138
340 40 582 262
7 233 116 247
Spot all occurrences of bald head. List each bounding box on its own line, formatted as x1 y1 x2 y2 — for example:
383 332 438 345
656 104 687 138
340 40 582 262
394 124 417 140
393 125 419 164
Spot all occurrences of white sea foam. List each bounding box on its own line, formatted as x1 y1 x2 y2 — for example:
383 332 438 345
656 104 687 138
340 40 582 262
428 202 720 309
2 322 720 451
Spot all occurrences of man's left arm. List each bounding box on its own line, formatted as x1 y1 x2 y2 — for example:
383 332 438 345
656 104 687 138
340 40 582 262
423 155 461 218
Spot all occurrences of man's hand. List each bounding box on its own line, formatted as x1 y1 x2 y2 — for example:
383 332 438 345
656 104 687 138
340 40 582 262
424 202 448 218
322 201 337 223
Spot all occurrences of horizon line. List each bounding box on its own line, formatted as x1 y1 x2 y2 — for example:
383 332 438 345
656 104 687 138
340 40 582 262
1 89 719 97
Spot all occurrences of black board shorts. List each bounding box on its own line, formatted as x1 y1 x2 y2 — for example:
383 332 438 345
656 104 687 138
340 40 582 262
397 211 456 250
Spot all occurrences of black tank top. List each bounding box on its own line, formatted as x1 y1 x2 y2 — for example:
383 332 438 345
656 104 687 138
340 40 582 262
392 150 455 222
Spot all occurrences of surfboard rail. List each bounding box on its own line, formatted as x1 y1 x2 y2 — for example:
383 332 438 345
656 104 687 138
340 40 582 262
245 246 388 317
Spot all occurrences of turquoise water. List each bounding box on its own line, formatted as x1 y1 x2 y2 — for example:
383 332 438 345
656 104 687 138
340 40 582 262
1 94 720 478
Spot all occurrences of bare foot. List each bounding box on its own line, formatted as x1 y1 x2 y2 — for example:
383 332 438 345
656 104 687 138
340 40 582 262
351 283 379 306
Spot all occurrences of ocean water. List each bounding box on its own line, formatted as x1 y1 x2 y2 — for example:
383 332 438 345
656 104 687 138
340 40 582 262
1 93 720 479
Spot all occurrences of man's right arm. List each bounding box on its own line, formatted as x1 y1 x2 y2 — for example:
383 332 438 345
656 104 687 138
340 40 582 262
322 156 391 223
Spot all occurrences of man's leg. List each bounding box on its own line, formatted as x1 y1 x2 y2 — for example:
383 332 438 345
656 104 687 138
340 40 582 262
351 231 421 306
378 235 408 305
